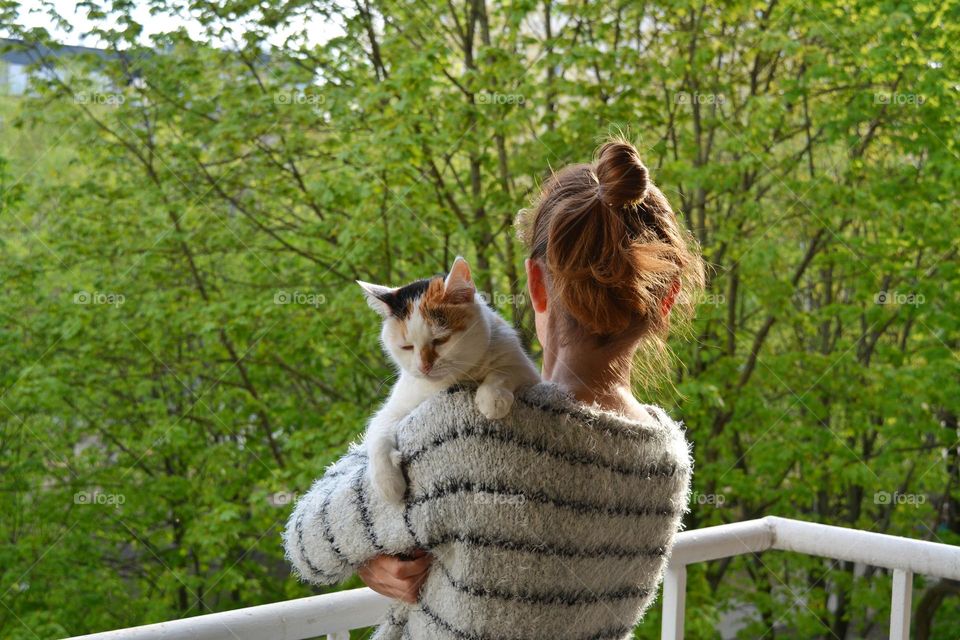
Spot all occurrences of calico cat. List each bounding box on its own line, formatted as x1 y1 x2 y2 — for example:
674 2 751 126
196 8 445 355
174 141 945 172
358 257 540 502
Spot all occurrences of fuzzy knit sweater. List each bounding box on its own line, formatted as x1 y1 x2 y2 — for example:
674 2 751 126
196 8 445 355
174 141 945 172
283 383 692 640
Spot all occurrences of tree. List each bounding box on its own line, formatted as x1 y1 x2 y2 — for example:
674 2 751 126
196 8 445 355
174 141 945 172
1 0 958 637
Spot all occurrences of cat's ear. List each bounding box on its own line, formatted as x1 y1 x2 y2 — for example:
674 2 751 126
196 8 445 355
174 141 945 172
443 256 476 304
357 280 396 317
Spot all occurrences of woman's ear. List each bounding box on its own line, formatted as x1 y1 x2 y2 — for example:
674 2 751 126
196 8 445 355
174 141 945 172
660 280 681 318
525 258 548 314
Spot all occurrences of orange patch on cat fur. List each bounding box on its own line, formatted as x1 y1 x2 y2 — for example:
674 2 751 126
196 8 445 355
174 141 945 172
420 278 446 307
420 343 438 371
420 277 470 331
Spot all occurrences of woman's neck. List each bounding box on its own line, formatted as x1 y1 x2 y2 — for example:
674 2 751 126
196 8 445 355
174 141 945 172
541 338 646 420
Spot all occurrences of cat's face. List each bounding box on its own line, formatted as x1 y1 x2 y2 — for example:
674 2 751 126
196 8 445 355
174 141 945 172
358 257 491 383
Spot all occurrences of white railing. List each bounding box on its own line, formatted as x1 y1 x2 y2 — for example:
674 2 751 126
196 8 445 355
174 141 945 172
660 516 960 640
68 516 960 640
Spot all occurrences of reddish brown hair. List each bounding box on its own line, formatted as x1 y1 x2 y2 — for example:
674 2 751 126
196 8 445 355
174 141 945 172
518 139 705 345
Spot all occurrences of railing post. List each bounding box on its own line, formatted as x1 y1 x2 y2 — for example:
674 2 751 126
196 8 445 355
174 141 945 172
661 564 687 640
889 569 912 640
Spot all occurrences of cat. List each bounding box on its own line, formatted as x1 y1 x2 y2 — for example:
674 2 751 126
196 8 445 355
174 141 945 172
358 256 540 503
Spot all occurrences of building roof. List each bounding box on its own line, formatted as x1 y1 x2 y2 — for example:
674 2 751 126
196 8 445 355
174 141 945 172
0 37 114 66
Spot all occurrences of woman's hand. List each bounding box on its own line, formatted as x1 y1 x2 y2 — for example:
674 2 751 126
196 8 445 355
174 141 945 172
358 550 432 604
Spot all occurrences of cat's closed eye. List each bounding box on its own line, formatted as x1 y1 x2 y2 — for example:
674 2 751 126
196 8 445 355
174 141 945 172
401 345 414 351
433 336 450 346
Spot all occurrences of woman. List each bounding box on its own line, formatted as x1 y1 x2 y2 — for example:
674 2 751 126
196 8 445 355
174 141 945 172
284 139 704 639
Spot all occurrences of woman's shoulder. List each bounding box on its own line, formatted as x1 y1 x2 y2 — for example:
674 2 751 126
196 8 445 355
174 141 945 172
397 382 691 468
519 382 684 435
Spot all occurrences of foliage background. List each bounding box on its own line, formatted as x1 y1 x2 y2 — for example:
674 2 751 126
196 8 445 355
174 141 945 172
0 0 958 638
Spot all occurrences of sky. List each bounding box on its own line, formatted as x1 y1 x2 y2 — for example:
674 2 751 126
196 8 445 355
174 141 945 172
9 0 344 49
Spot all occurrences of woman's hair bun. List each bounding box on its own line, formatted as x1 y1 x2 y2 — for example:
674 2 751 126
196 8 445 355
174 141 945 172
518 137 705 344
595 140 649 209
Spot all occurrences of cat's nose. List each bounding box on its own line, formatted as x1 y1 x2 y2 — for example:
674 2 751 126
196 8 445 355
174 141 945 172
420 349 435 374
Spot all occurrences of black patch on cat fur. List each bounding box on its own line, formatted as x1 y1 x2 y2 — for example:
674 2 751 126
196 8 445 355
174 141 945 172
378 277 433 319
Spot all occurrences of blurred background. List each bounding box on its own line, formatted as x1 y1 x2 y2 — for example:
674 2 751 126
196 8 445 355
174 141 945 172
0 1 958 638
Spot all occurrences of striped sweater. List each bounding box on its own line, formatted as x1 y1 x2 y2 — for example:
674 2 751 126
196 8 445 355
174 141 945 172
283 383 692 640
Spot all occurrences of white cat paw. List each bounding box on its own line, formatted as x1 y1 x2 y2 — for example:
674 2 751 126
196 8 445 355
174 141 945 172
476 385 514 420
371 450 407 503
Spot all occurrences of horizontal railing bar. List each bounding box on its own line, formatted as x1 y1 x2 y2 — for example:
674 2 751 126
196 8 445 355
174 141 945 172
765 516 960 581
67 588 390 640
670 518 775 565
63 517 960 640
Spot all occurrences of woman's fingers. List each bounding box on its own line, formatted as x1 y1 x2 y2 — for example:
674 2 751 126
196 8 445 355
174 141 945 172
392 553 432 578
358 552 433 604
